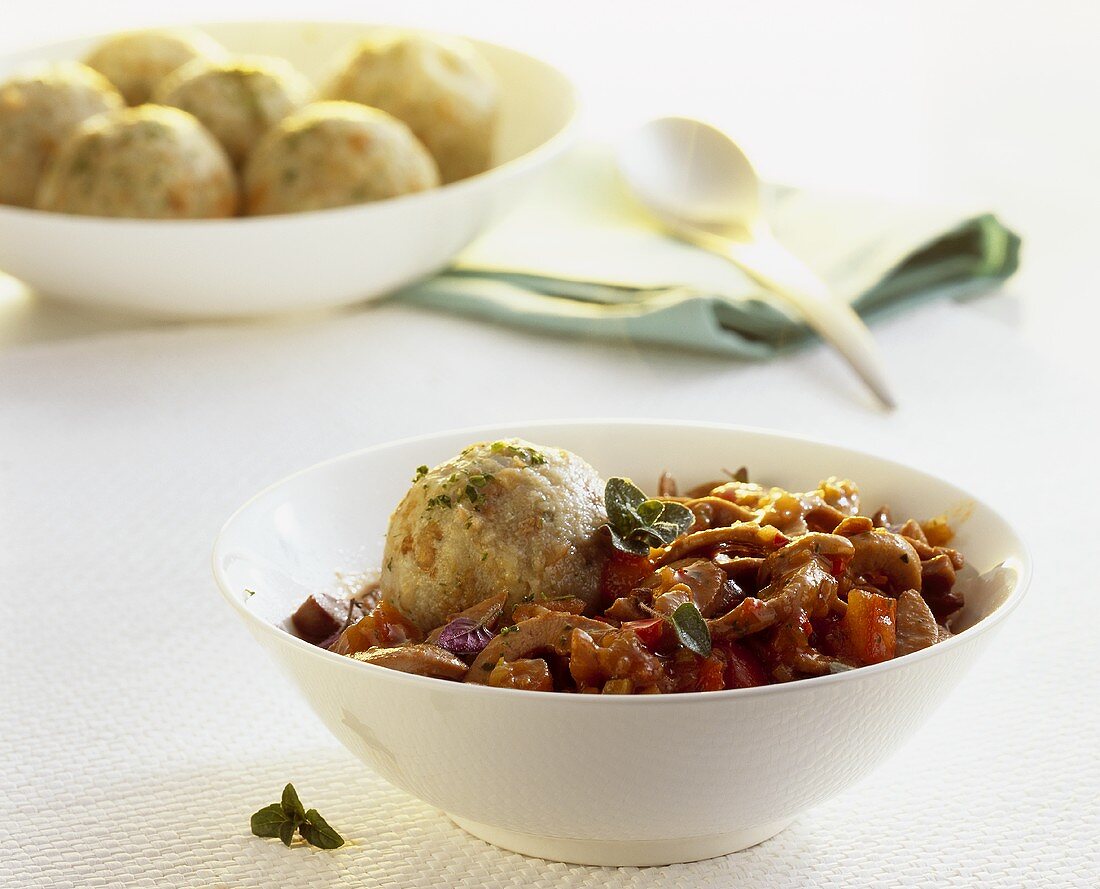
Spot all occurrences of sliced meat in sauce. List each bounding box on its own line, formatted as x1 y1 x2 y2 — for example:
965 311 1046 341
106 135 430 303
352 643 469 680
487 658 554 691
466 612 612 682
425 592 507 645
895 589 940 657
291 593 349 645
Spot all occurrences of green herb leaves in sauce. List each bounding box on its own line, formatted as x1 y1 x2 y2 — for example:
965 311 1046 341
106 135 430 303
602 477 694 555
670 602 712 658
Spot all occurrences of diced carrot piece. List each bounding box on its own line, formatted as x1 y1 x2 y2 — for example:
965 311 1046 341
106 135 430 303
695 651 727 692
622 617 667 650
844 589 897 665
921 515 955 546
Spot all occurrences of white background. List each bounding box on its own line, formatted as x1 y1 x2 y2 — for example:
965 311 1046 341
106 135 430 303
2 2 1098 887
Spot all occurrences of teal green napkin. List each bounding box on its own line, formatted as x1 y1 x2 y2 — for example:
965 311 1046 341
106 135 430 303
395 148 1020 358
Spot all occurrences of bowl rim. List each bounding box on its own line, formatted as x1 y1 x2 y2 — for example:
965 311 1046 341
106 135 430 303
212 418 1033 704
0 18 580 228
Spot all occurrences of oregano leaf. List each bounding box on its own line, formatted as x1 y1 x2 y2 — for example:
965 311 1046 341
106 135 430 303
281 783 306 823
603 478 696 555
278 820 296 847
657 501 695 537
300 809 345 849
604 477 646 532
251 785 344 851
250 804 288 839
607 525 650 556
636 498 665 525
671 601 712 657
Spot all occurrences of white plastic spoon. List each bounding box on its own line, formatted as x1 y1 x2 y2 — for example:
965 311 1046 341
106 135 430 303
618 116 896 409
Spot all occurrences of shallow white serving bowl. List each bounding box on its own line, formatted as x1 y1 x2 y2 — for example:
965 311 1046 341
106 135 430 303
212 420 1029 866
0 21 577 318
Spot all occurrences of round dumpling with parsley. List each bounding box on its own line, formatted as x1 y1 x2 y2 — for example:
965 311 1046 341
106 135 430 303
243 101 438 215
36 105 237 218
381 439 609 631
0 61 123 207
84 28 226 106
154 55 312 167
323 30 498 184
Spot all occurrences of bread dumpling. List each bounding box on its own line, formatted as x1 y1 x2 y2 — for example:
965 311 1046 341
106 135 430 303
243 100 439 215
324 30 497 184
84 28 225 105
155 55 312 166
36 105 237 219
0 61 123 207
381 439 609 631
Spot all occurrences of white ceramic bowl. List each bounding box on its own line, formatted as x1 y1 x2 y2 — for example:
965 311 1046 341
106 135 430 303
212 421 1030 866
0 21 577 318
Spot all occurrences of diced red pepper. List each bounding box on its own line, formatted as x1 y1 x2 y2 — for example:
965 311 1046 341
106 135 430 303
622 617 666 650
695 651 727 692
721 641 769 688
600 549 653 602
829 555 849 578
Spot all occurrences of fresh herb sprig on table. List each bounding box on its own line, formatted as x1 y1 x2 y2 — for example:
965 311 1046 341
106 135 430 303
250 784 345 849
602 477 695 556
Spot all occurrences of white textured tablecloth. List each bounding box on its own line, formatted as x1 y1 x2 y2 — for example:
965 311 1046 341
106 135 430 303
2 292 1097 887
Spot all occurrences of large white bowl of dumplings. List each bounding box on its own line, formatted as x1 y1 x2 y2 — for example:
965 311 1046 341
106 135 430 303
0 22 577 317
